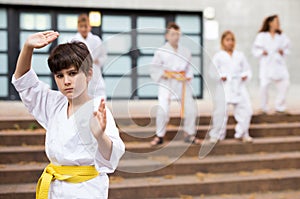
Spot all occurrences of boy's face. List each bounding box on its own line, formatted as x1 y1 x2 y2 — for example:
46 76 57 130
54 65 91 99
78 21 91 39
165 28 181 46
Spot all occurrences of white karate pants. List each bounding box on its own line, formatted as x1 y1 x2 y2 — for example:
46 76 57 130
260 78 289 112
155 83 197 137
209 88 253 140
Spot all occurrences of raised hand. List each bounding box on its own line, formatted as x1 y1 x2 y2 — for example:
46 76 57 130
14 30 59 79
26 30 59 49
90 99 107 140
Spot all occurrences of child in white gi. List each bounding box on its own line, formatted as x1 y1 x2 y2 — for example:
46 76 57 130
150 22 200 146
252 15 290 114
73 13 108 99
12 31 125 199
209 30 253 143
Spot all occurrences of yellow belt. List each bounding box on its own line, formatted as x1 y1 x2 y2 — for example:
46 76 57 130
36 163 99 199
164 70 188 118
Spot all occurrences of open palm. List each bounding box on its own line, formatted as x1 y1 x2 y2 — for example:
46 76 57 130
26 31 59 49
90 99 107 140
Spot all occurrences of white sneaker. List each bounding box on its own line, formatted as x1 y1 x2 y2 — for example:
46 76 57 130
209 137 218 144
242 136 253 143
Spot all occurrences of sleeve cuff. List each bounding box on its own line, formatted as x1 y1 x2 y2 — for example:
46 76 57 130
11 69 39 92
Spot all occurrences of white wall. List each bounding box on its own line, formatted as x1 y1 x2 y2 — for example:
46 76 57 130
200 0 300 107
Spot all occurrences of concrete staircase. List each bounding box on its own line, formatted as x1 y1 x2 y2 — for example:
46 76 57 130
0 113 300 198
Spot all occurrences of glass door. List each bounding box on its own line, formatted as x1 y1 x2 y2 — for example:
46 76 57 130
0 8 8 99
101 12 203 100
19 12 54 86
135 16 166 99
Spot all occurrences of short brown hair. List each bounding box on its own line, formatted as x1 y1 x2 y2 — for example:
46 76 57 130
166 22 180 33
221 30 235 50
78 13 89 24
48 41 92 76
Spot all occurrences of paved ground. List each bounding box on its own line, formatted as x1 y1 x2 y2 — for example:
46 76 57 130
155 190 300 199
0 94 299 120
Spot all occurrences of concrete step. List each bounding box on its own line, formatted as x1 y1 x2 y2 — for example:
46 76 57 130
156 190 300 199
1 151 299 184
1 112 299 130
0 162 47 184
115 151 300 178
115 113 300 127
108 169 300 198
0 116 42 130
1 169 299 199
0 130 45 146
123 136 300 159
0 183 35 199
119 122 300 142
1 136 299 164
1 122 299 146
0 145 46 164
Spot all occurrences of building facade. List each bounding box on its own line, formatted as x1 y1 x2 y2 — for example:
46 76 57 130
0 3 203 100
0 0 299 103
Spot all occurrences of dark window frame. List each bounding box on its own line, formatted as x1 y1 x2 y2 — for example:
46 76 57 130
1 4 203 100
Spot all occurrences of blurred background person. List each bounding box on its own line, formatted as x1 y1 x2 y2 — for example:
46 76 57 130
252 15 290 114
149 22 200 146
73 13 108 99
209 30 253 143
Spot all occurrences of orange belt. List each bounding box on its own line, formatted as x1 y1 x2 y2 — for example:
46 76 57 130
164 70 188 118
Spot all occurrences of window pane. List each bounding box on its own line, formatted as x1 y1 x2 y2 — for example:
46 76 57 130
137 56 152 75
57 32 76 44
0 77 8 97
103 34 131 54
180 35 201 54
137 16 165 33
191 56 202 75
0 31 7 51
105 77 131 98
137 34 165 54
0 9 7 28
175 15 201 34
20 13 51 30
104 55 131 75
32 55 51 75
58 14 78 31
137 77 157 98
102 15 131 32
20 32 51 52
39 76 52 87
0 54 8 73
191 77 201 97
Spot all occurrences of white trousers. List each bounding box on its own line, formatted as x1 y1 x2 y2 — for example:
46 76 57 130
209 88 253 140
156 83 197 137
260 78 289 112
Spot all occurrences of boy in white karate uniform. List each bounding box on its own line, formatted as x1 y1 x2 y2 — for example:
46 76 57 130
252 15 290 114
150 22 200 146
73 13 108 98
12 31 125 199
209 30 253 143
